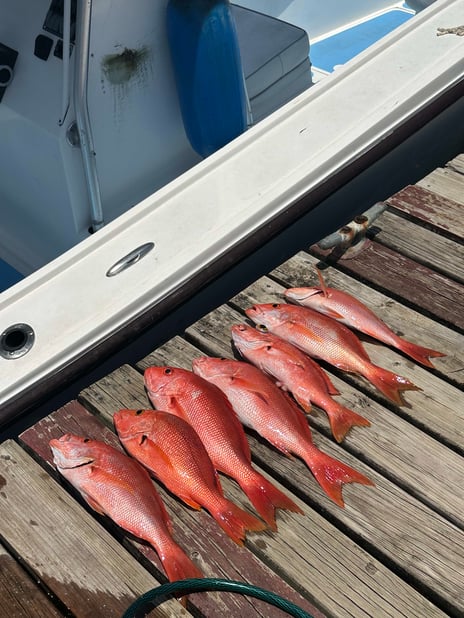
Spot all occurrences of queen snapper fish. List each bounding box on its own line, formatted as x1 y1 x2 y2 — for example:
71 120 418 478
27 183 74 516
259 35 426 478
192 356 373 508
285 270 445 369
49 433 202 583
114 408 266 545
144 366 303 530
246 303 420 406
231 323 370 443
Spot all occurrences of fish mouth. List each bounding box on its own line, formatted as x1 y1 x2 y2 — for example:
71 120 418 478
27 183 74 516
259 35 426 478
49 440 94 469
286 289 321 301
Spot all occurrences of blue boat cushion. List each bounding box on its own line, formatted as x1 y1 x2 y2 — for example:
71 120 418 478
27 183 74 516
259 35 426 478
232 4 312 122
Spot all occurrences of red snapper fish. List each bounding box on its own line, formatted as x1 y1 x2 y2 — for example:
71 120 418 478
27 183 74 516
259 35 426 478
231 323 370 442
114 408 266 545
49 433 202 582
144 366 303 529
246 303 420 406
285 273 445 368
192 356 373 507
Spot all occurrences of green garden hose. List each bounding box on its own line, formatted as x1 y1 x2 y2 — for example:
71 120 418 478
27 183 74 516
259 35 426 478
122 577 315 617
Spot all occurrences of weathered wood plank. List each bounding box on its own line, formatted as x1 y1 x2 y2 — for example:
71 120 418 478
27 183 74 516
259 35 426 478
20 402 323 618
138 339 464 617
80 364 448 618
447 154 464 175
372 209 464 284
311 241 464 331
229 273 464 453
271 251 463 386
417 167 464 207
0 440 187 618
0 542 64 618
386 185 463 240
184 300 464 527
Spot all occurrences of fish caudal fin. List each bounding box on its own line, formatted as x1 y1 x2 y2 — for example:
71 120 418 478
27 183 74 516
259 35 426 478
395 339 446 369
241 472 303 531
212 499 267 545
305 449 374 507
325 402 371 443
159 541 203 583
364 364 421 406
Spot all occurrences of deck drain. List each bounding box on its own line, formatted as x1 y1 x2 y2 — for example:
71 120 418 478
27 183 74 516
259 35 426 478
0 323 35 359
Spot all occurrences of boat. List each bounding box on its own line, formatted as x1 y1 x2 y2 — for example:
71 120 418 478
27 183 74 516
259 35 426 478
0 0 463 429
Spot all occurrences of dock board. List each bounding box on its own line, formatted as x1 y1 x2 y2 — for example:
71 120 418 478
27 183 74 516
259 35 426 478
1 156 463 617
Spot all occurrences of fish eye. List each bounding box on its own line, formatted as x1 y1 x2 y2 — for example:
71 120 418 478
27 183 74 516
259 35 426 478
83 438 91 443
266 345 272 351
272 303 279 308
135 409 144 416
164 367 173 375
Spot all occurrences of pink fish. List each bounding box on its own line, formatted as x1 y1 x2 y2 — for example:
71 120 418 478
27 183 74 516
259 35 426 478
50 433 202 583
192 356 374 508
231 323 370 442
114 408 266 545
246 303 420 406
285 270 445 368
144 366 303 530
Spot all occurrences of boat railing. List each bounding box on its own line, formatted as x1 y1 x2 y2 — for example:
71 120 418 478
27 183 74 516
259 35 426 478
74 0 104 232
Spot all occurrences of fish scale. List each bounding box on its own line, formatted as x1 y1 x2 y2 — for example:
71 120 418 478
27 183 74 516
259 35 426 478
144 365 303 530
231 323 370 442
49 433 202 583
192 356 374 508
246 303 420 406
114 408 266 545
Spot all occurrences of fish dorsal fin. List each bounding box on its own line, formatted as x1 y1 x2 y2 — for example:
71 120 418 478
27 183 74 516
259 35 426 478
316 267 329 298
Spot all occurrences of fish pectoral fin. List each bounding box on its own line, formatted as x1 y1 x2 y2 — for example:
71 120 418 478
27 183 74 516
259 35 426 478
168 396 190 424
143 440 176 472
288 320 326 345
82 492 106 516
322 307 345 320
229 376 275 407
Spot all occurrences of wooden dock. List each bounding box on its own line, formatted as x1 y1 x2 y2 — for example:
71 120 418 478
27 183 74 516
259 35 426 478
1 155 463 618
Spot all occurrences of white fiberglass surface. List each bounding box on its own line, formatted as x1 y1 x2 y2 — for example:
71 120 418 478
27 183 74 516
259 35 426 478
0 0 462 414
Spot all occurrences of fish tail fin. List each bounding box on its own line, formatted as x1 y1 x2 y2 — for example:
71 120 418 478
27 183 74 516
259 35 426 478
395 339 446 368
159 541 203 583
325 401 371 443
241 472 303 531
305 449 374 507
364 364 421 406
212 498 267 545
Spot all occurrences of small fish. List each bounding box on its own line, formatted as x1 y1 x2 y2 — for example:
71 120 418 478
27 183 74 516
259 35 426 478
231 323 370 442
285 270 445 368
192 356 373 507
246 303 420 406
144 366 303 530
50 433 202 583
114 408 266 545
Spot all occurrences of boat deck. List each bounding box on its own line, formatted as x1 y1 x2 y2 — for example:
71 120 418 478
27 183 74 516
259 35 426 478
1 156 463 618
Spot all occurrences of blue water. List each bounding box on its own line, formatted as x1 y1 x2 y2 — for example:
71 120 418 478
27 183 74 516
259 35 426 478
0 259 23 292
310 9 414 73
